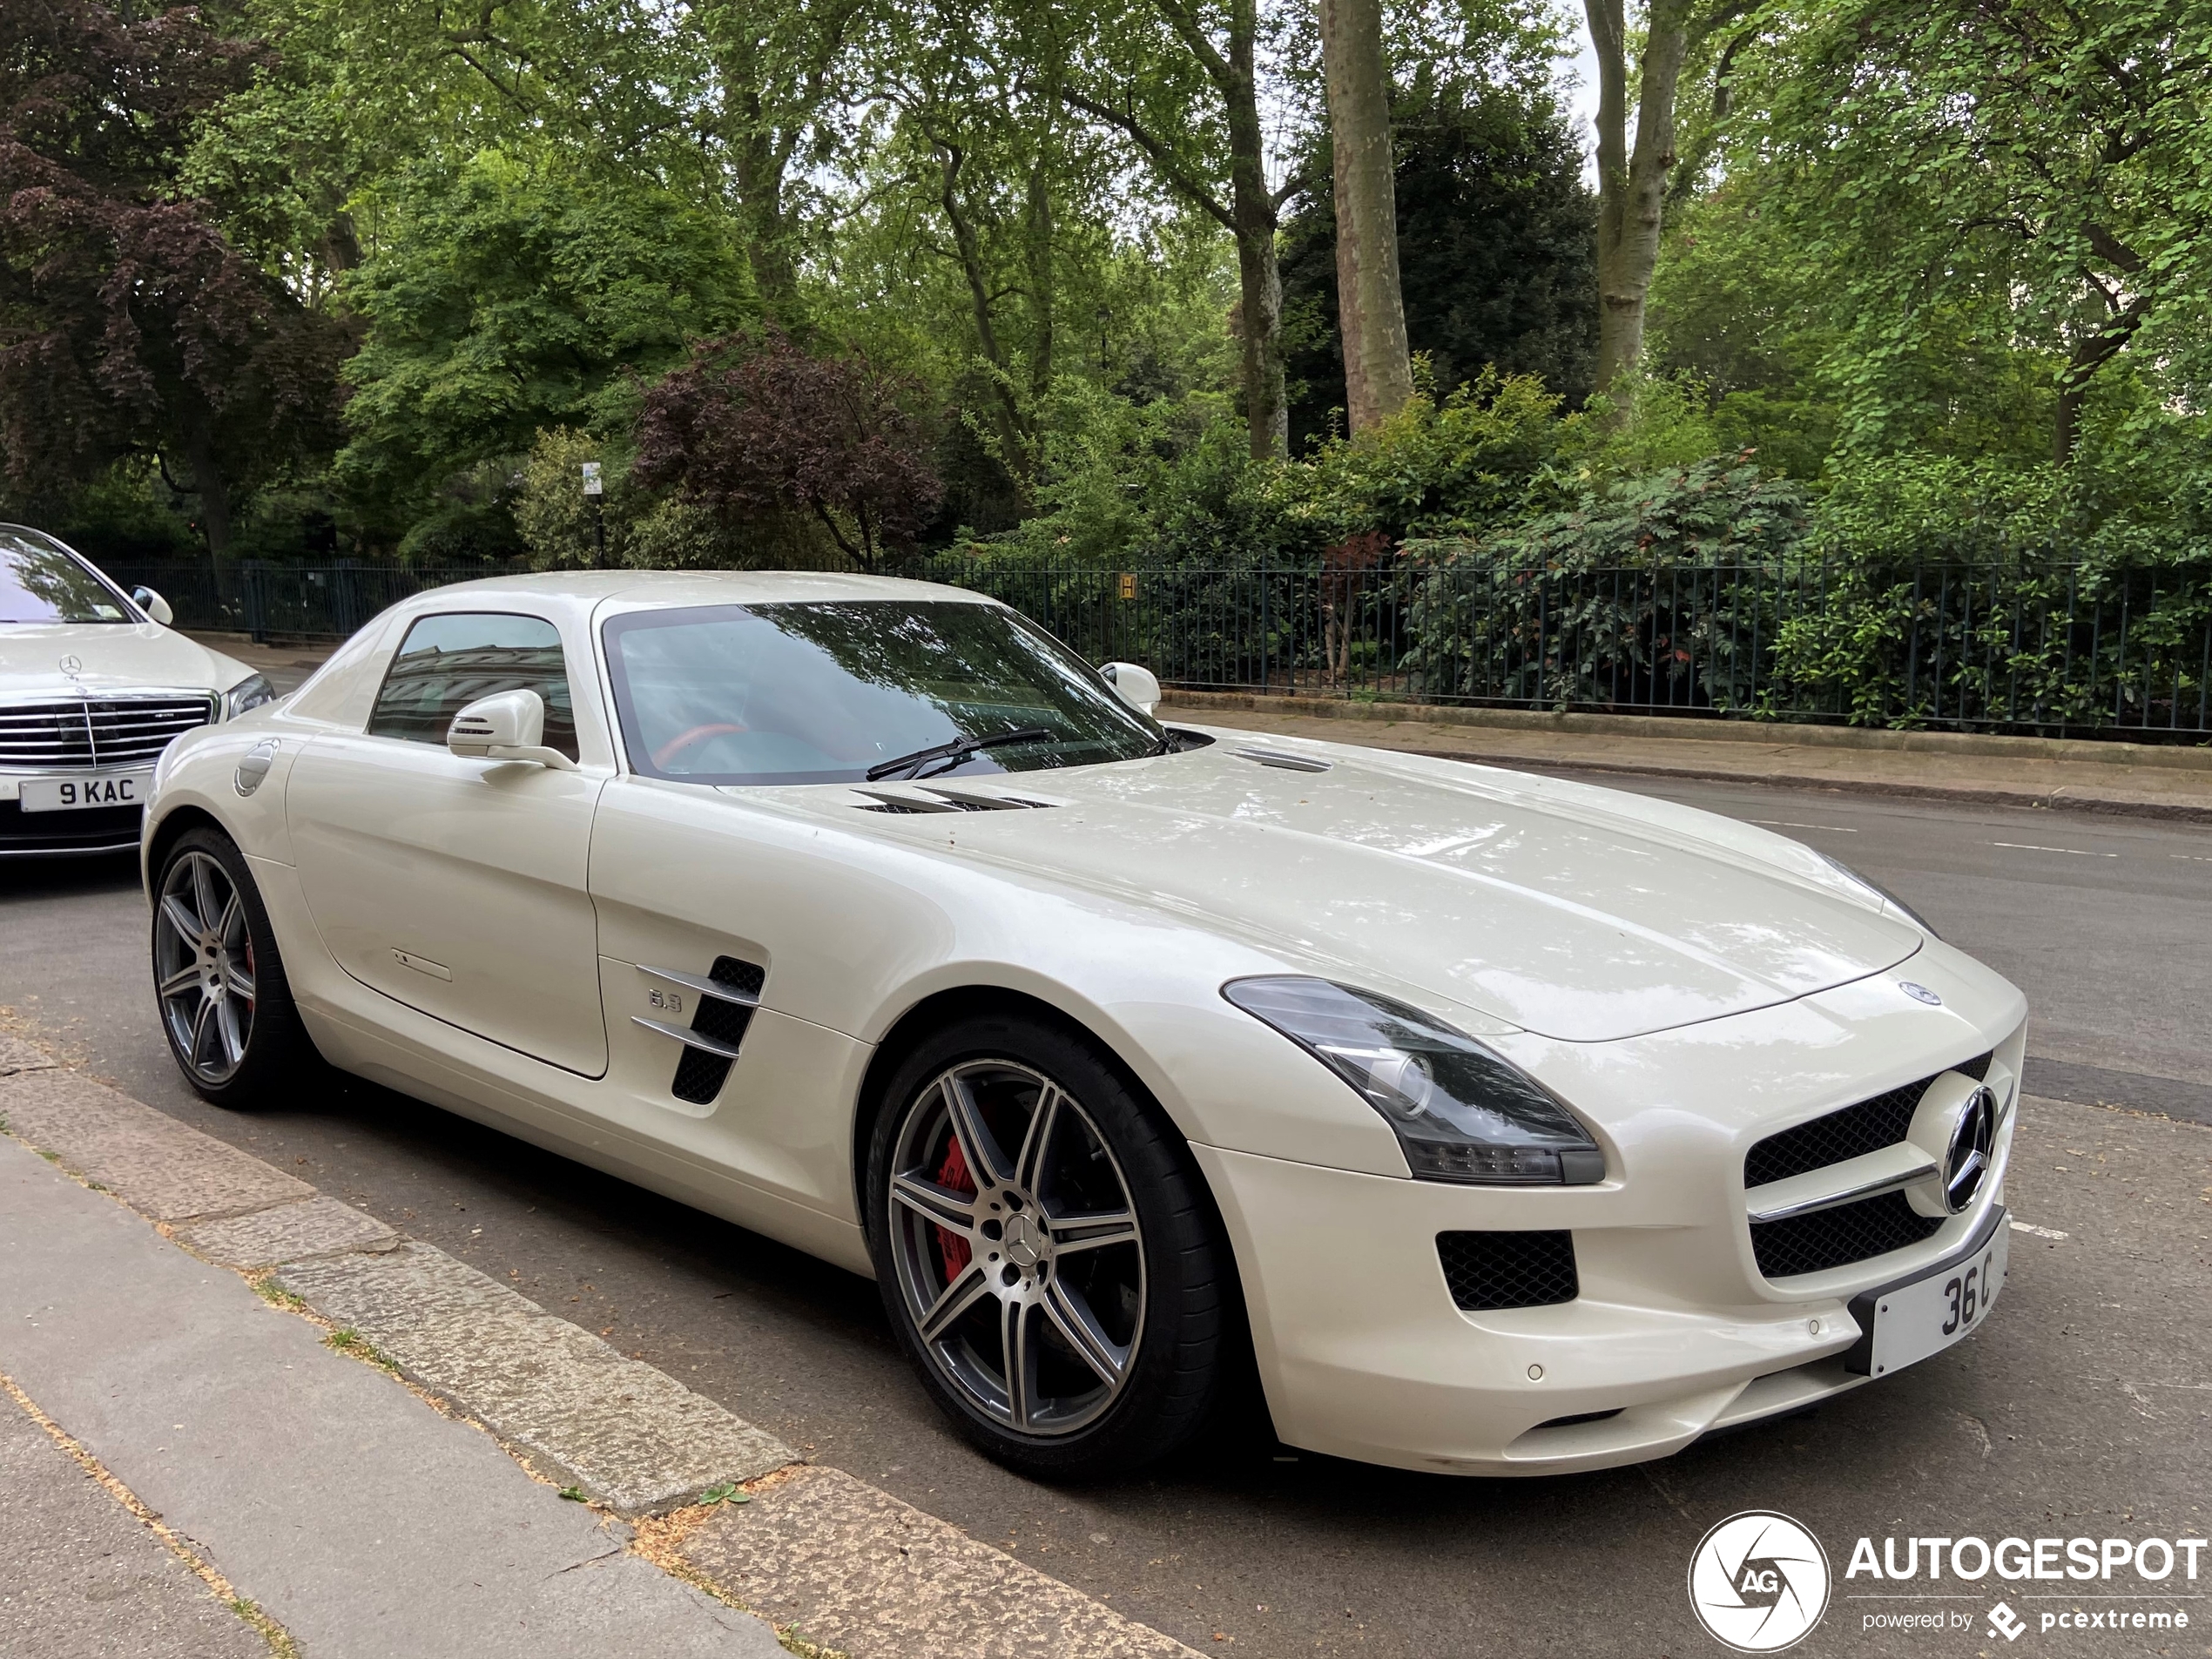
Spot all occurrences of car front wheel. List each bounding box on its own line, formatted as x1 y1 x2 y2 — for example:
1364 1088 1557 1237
867 1013 1228 1480
152 827 314 1109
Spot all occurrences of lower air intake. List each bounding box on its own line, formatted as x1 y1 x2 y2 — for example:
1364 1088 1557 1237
1437 1231 1579 1311
1750 1191 1943 1278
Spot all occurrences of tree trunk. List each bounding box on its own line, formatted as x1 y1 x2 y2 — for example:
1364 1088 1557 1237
1224 0 1287 459
186 426 234 600
1586 0 1696 395
935 141 1034 483
1320 0 1412 433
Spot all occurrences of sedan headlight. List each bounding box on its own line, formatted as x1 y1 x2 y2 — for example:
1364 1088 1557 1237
221 673 278 721
1223 977 1605 1185
1813 851 1939 937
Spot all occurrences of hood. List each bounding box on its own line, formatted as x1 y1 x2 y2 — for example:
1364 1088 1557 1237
769 732 1924 1044
0 623 251 701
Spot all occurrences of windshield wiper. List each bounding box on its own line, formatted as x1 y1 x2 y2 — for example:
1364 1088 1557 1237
866 726 1054 783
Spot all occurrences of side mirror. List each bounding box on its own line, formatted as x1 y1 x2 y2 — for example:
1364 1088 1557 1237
448 689 577 771
1100 661 1162 718
132 586 174 626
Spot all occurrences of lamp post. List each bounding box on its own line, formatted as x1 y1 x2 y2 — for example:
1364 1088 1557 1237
581 462 606 568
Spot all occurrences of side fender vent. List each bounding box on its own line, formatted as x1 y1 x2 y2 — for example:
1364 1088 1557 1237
634 958 767 1107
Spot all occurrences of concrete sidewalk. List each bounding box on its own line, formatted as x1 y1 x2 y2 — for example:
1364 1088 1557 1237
0 1037 1203 1659
1165 691 2212 823
0 1130 786 1659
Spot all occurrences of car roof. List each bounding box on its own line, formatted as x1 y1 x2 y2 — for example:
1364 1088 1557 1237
392 569 1001 616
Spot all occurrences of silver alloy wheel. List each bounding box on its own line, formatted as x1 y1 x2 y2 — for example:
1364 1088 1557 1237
887 1061 1146 1436
154 850 257 1085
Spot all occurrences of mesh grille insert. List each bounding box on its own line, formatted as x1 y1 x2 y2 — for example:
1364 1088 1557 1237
1437 1231 1579 1311
1750 1191 1943 1278
664 956 765 1104
671 1048 733 1106
1745 1052 1993 1189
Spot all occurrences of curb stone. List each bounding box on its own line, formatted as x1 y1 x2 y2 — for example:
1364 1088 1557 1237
0 1042 1205 1659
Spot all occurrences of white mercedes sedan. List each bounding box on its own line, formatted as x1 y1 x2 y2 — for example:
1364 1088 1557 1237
2 524 277 856
142 571 2026 1480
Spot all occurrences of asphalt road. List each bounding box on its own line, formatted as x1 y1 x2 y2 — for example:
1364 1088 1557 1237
3 778 2207 1659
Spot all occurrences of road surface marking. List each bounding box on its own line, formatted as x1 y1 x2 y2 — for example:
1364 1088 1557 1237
1987 842 2116 857
1751 819 1858 833
2011 1221 2069 1240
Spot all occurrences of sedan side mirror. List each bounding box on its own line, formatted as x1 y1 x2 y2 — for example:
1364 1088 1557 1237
1099 661 1162 718
448 689 577 771
132 586 174 626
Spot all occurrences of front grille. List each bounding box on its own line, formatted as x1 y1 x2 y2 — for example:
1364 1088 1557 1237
1750 1191 1943 1278
0 694 215 769
1745 1051 1993 1189
1437 1231 1579 1311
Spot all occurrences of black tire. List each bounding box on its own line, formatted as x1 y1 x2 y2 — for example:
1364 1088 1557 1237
151 826 317 1109
866 1011 1226 1480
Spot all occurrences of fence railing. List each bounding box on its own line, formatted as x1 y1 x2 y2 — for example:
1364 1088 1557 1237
105 556 2212 740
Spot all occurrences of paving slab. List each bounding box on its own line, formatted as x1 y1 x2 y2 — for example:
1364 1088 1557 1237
279 1242 794 1514
683 1464 1202 1659
0 1031 56 1077
175 1193 401 1269
0 1382 272 1659
0 1067 312 1222
0 1135 785 1659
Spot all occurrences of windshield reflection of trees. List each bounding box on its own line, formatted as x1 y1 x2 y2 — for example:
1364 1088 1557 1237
0 536 128 624
623 602 1154 784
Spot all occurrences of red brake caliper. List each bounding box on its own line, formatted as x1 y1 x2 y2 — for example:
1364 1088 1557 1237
935 1138 976 1284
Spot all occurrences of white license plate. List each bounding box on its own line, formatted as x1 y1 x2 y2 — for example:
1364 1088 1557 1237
1856 1215 2008 1378
17 771 154 813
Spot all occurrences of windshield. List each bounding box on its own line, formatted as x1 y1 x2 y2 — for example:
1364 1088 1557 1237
603 600 1162 786
0 527 135 624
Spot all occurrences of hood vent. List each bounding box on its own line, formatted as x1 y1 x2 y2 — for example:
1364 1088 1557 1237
855 786 1058 814
1235 747 1332 773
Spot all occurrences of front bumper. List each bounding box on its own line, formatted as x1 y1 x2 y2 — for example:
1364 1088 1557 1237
0 787 145 857
1194 960 2025 1476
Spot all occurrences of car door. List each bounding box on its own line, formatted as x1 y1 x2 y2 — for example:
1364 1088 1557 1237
287 609 611 1077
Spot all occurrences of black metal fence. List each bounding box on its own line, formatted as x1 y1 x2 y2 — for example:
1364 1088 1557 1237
105 556 2212 740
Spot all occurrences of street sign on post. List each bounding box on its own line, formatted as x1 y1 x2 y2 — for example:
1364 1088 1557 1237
581 462 607 566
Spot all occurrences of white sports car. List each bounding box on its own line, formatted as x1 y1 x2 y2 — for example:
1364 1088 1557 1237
142 571 2026 1479
3 524 277 856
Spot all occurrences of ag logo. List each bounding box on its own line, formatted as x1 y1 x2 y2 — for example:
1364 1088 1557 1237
1687 1511 1831 1652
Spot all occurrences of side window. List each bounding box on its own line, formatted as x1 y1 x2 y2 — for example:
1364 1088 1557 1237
368 612 579 760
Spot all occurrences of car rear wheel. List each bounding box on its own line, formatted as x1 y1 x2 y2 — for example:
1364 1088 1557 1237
867 1014 1226 1480
152 827 314 1109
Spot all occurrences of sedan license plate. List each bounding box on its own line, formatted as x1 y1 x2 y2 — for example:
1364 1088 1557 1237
1846 1211 2008 1378
17 770 154 813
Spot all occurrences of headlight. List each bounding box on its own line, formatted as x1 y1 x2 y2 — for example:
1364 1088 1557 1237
1813 851 1939 937
1222 977 1605 1185
221 673 278 721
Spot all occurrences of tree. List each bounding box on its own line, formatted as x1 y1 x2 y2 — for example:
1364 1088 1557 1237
1282 84 1597 452
1318 0 1412 432
0 0 347 575
336 152 752 508
1065 0 1303 459
1583 0 1757 392
696 0 867 319
1751 0 2212 463
633 331 942 568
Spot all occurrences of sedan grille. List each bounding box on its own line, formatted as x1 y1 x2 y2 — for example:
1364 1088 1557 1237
0 694 216 770
1437 1231 1579 1311
1750 1192 1944 1279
